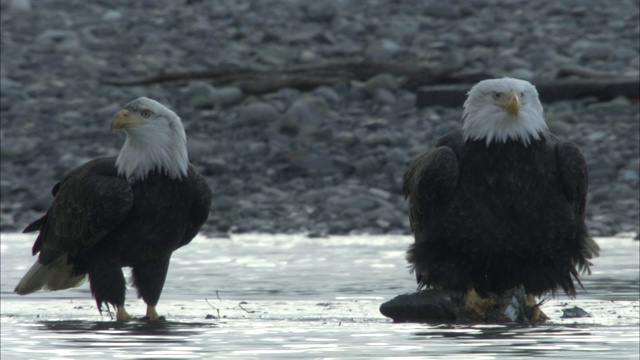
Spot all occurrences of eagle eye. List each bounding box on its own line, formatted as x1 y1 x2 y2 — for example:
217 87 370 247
493 92 501 100
140 110 152 118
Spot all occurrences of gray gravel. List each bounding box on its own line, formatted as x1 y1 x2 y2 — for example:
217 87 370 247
1 0 638 238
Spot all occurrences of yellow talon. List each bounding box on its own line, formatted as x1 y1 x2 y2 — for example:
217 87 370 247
525 294 549 322
146 306 160 320
116 305 131 321
463 288 496 319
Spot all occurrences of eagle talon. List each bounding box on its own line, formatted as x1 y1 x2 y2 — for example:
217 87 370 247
144 306 164 321
463 288 496 319
116 305 131 322
525 294 549 322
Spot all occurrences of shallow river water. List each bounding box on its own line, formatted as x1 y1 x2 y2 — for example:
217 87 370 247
1 233 638 359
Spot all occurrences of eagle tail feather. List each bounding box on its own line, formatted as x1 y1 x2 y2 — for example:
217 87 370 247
14 256 86 295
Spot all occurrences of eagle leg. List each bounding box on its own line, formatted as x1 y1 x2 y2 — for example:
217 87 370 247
525 294 548 322
116 305 131 321
463 288 496 319
132 259 170 320
145 305 165 321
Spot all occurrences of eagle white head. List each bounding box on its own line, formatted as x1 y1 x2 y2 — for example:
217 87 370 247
462 78 547 146
111 97 189 183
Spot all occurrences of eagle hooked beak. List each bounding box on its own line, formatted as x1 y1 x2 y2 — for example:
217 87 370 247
111 109 145 132
503 91 520 120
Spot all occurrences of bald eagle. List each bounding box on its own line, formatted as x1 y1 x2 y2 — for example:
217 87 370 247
14 97 213 321
404 78 599 319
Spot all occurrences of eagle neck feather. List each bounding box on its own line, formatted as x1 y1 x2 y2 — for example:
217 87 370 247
115 125 188 183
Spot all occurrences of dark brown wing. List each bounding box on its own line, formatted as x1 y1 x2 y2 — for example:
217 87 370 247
403 147 459 234
29 158 134 265
556 141 588 215
178 165 213 248
403 132 462 235
556 141 599 272
404 132 462 286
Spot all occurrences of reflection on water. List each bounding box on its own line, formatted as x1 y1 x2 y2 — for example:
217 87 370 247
411 325 604 357
39 319 214 336
1 234 638 359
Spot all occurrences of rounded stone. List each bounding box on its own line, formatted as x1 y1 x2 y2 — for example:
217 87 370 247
238 102 280 126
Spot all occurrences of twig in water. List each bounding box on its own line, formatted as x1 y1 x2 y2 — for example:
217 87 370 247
102 303 114 320
205 298 221 319
238 301 255 313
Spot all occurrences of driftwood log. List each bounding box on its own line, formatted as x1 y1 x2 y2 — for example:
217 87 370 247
100 60 489 93
101 60 639 107
416 77 640 108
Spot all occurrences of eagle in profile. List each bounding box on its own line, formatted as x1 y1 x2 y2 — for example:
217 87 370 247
403 78 599 320
15 97 213 321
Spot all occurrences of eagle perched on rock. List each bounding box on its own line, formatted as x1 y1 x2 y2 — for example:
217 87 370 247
15 97 213 321
404 78 599 319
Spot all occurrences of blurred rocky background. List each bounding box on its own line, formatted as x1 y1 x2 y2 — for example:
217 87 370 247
1 0 638 238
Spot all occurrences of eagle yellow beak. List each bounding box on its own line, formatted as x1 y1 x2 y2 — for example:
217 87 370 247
503 91 520 120
111 109 145 132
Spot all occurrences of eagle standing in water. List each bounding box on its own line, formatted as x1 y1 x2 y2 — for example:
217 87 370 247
403 78 599 319
15 97 213 321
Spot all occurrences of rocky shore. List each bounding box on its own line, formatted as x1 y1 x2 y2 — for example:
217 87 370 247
1 0 638 238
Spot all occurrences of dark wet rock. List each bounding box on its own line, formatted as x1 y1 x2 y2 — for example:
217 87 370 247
380 290 457 323
380 288 536 323
561 306 592 318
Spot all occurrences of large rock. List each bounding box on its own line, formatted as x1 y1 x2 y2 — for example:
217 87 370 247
238 102 280 126
380 288 541 323
380 290 457 323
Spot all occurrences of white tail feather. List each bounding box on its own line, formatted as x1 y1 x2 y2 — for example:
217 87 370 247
14 256 86 295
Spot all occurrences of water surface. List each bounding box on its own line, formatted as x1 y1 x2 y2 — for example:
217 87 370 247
1 234 638 359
